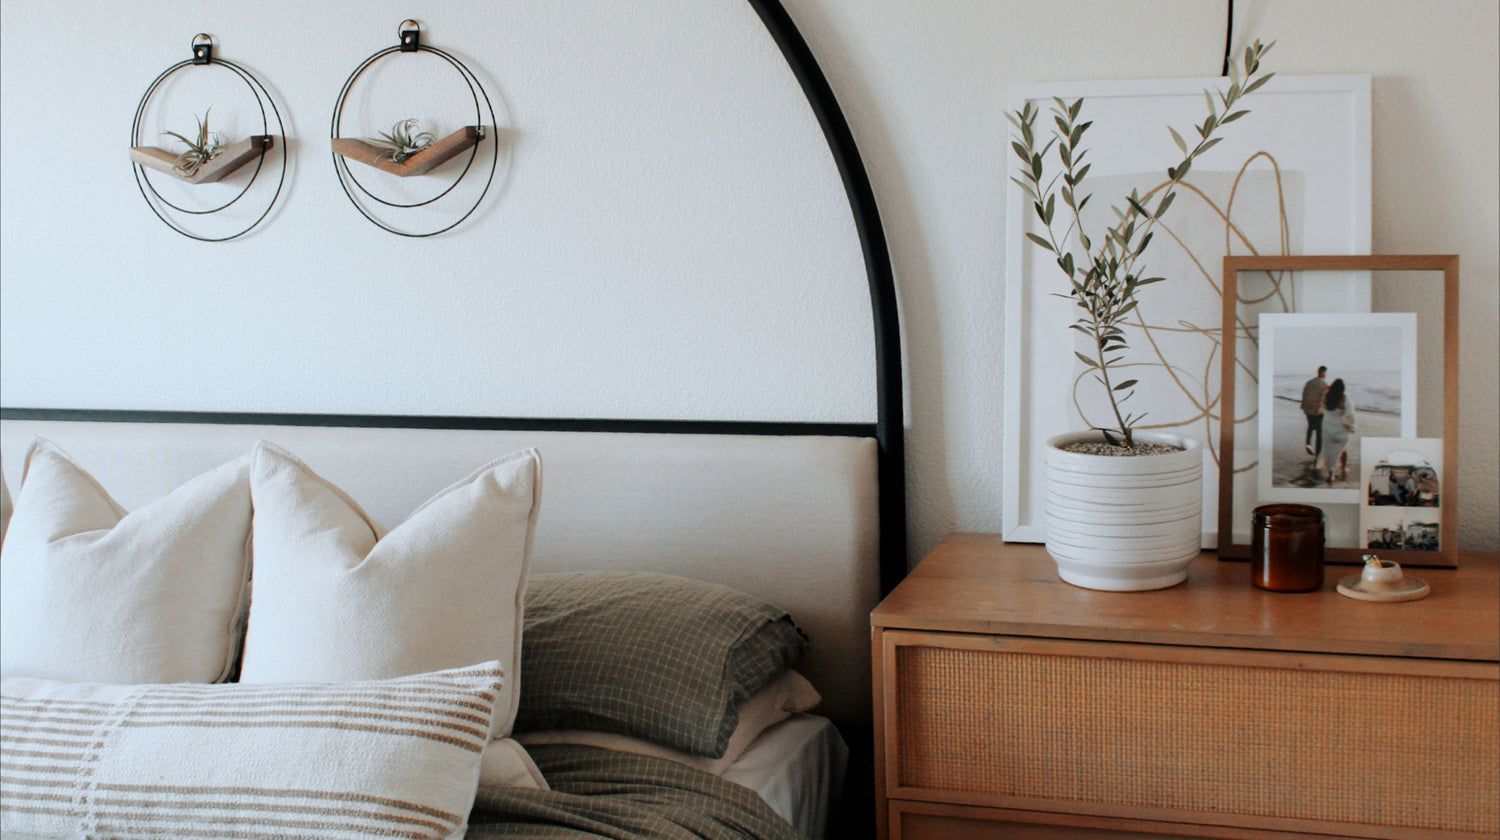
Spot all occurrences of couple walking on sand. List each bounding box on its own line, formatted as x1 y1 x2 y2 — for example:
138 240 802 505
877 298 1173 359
1301 365 1358 483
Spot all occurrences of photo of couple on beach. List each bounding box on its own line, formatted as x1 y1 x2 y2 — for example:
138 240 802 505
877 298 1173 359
1258 313 1418 504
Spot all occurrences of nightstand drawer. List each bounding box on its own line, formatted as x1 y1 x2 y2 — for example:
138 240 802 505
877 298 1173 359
892 800 1251 839
880 630 1499 838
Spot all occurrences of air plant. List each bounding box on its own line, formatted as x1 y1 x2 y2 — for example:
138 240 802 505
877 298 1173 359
368 118 435 163
162 109 223 177
1008 40 1275 448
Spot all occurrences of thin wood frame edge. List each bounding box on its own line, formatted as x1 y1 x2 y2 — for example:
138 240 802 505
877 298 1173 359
1217 255 1460 567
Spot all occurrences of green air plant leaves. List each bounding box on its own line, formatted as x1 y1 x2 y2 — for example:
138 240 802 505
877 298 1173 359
162 109 223 177
1009 40 1274 447
368 118 436 163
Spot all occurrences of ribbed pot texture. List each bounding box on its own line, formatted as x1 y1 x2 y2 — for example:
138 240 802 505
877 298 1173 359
1043 430 1203 591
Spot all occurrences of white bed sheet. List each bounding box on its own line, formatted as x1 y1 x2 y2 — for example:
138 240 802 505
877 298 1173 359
721 713 848 840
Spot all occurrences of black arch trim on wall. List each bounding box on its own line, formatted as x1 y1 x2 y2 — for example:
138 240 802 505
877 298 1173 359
1 1 908 595
747 0 906 596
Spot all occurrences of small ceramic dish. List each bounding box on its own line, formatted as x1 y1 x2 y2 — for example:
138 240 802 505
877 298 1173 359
1336 555 1430 602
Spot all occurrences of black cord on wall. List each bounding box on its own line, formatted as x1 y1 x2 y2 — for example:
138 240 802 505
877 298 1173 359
1221 0 1235 76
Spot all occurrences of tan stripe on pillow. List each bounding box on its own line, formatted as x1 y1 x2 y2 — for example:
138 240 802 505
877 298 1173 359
0 662 503 840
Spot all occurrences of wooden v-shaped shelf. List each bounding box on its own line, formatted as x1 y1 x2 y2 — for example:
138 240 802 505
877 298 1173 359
332 126 483 177
130 135 274 184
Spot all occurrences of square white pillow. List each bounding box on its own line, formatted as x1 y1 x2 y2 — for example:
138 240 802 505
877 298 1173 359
0 661 504 839
0 438 252 684
239 442 541 749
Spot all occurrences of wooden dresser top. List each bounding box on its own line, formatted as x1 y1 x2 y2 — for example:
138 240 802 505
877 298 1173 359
872 533 1499 662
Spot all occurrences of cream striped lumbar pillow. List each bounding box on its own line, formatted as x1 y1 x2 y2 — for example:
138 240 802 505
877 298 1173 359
0 661 504 839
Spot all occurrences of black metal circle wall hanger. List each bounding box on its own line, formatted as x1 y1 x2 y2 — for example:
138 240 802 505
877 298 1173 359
330 21 499 237
130 35 287 242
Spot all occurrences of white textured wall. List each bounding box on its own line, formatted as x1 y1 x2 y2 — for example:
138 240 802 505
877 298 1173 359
782 0 1498 557
0 0 873 422
3 1 1497 559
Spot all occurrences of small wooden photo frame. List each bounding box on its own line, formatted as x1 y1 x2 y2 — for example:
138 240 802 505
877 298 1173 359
1218 255 1459 567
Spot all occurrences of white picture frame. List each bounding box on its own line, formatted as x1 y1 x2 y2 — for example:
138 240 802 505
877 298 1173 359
1002 74 1372 546
1255 312 1417 505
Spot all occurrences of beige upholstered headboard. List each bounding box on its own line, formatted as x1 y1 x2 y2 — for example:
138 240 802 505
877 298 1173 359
0 416 879 732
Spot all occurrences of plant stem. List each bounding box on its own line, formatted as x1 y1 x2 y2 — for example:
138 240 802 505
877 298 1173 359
1090 302 1134 446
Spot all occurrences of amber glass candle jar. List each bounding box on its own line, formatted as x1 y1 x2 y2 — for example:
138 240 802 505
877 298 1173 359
1250 504 1325 592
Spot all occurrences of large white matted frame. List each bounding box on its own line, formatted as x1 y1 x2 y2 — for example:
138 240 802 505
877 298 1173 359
1003 74 1371 548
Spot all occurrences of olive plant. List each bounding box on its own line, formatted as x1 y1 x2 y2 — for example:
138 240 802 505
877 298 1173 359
1008 40 1274 447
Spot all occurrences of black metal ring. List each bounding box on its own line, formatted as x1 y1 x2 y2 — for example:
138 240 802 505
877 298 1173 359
330 45 481 209
328 32 499 237
130 51 286 242
133 59 266 215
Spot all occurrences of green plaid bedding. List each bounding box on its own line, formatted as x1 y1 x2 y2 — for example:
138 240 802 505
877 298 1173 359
467 744 802 840
517 573 808 757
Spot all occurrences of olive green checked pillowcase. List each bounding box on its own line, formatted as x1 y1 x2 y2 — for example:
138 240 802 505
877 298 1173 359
515 572 809 757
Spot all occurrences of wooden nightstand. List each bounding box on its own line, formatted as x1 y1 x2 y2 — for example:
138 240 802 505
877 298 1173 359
871 534 1499 840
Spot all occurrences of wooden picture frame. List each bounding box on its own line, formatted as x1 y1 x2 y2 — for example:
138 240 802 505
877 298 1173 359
1218 255 1459 567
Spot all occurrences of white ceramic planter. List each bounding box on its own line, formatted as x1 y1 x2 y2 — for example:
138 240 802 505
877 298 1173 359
1043 430 1203 591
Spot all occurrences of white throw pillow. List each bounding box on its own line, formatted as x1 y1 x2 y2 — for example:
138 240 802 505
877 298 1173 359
239 442 541 746
0 439 252 684
0 661 503 840
479 737 549 791
516 669 822 775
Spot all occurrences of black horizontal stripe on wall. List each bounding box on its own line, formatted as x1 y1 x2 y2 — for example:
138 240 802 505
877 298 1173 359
0 407 875 439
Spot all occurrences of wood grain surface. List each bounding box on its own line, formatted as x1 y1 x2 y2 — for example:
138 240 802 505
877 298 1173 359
872 533 1498 662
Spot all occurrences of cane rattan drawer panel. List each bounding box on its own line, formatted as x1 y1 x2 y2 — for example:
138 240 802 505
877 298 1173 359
891 800 1251 839
887 634 1499 836
896 810 1166 840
